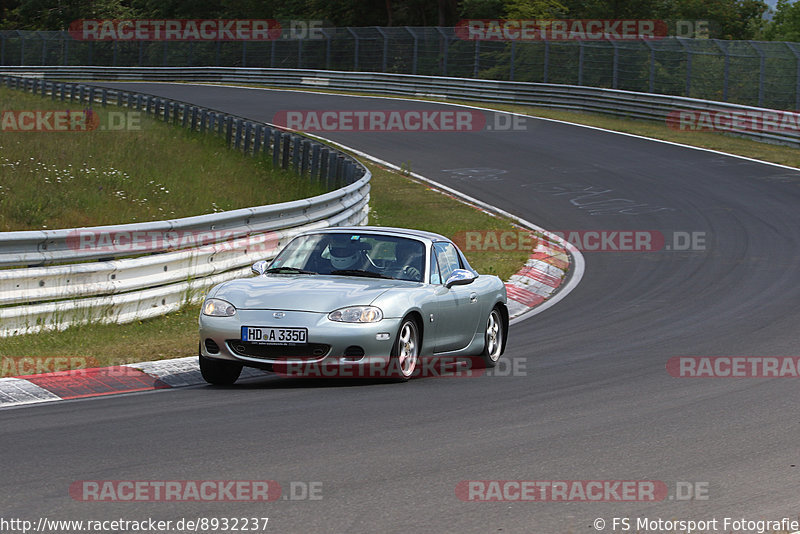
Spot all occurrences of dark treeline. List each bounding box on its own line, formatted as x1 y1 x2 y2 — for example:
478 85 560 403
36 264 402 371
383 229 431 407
0 0 797 41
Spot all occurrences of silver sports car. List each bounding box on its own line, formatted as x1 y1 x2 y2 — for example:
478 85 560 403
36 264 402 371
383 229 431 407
198 226 508 384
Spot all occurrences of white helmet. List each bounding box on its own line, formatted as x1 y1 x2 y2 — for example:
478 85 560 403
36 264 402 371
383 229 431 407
329 244 361 270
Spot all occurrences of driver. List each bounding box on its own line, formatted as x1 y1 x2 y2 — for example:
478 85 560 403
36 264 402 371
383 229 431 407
328 238 369 271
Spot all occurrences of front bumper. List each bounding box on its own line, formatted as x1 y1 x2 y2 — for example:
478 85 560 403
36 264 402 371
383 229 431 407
199 309 401 370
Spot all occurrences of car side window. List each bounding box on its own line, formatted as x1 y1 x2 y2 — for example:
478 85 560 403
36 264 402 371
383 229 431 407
433 242 462 283
429 249 441 285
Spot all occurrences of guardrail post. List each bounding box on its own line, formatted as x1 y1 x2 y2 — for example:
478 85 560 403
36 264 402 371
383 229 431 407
116 90 122 107
136 94 143 111
190 106 198 131
200 109 207 133
319 148 329 183
225 116 233 146
327 154 338 189
217 113 224 134
272 131 281 167
291 136 301 171
146 95 153 115
181 104 189 128
253 124 263 154
79 85 85 103
51 82 57 101
234 118 243 149
300 140 310 175
281 134 291 169
70 84 76 102
243 122 252 153
163 101 170 122
101 88 107 107
311 143 321 179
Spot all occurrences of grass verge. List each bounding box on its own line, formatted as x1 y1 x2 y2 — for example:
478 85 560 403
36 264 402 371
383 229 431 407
0 86 327 231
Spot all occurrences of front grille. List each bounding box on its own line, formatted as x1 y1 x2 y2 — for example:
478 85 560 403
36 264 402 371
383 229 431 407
227 341 330 360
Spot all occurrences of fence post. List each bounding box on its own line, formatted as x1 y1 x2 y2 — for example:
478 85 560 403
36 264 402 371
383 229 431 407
376 26 388 72
347 27 359 70
473 40 480 77
578 41 584 86
435 27 448 76
749 41 766 107
787 42 800 111
225 117 233 146
510 40 516 81
406 26 418 75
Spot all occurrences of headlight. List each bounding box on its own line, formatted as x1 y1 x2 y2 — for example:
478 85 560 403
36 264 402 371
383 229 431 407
328 306 383 323
202 298 236 317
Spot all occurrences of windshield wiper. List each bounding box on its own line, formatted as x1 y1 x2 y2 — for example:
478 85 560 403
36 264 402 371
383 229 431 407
330 269 392 279
265 267 317 275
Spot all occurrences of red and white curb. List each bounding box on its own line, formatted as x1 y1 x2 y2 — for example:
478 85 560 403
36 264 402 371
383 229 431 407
506 233 571 319
0 357 268 408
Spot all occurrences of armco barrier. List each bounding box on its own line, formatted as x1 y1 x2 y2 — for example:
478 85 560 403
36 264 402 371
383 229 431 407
1 66 798 147
0 74 370 336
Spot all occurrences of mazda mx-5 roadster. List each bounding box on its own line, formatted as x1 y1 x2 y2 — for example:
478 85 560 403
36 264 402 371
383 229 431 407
198 226 508 384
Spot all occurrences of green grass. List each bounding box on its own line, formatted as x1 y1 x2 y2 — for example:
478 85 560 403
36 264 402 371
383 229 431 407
0 87 327 231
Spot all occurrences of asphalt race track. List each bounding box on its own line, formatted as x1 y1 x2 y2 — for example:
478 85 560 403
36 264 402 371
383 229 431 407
3 83 800 533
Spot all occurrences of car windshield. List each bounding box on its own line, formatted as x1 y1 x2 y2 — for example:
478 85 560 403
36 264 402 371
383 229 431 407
268 233 426 282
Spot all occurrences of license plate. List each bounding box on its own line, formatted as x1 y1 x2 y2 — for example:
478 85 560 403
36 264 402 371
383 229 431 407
242 326 308 345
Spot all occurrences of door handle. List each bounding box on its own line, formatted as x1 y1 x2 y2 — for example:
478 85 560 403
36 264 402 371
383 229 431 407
469 293 478 303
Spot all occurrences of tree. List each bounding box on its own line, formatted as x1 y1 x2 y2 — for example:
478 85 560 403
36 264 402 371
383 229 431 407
763 0 800 40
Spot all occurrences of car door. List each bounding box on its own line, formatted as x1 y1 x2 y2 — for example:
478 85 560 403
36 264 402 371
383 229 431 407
430 242 482 353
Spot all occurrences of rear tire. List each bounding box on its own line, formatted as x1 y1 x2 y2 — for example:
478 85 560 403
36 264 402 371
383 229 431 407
389 317 420 381
474 307 504 369
199 353 243 385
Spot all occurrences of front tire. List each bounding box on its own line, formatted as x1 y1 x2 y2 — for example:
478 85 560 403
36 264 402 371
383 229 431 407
199 353 243 385
389 317 420 380
474 307 504 369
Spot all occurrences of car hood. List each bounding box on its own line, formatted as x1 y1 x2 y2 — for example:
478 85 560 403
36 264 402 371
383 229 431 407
211 275 414 313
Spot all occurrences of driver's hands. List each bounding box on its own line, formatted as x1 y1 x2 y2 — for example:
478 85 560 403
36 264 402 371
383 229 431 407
403 266 421 281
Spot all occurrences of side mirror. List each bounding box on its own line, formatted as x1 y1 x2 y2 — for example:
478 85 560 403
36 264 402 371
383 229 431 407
444 269 477 289
251 260 269 276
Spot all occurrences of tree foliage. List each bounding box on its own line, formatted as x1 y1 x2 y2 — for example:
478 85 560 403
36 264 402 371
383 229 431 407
0 0 777 41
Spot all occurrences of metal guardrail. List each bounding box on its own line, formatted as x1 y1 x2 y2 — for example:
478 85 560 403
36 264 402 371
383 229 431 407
1 66 796 147
0 73 371 336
